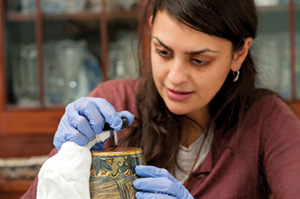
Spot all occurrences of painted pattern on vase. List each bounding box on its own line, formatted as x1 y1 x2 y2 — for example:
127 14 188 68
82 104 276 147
89 147 146 199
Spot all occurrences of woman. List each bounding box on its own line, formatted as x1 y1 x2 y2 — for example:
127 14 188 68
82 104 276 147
22 0 300 198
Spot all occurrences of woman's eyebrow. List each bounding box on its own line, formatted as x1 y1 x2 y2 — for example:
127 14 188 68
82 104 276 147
186 49 219 55
153 36 219 55
153 37 172 51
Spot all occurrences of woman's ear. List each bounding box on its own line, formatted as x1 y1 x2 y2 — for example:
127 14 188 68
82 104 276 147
149 15 153 27
231 37 253 71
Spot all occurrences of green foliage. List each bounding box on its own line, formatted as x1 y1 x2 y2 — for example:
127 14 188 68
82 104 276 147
92 157 113 176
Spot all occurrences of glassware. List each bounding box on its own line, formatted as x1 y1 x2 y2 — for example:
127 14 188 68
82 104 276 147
7 20 39 106
106 0 138 12
11 43 40 106
9 39 102 106
255 0 280 6
18 0 88 14
295 2 300 98
252 33 291 98
108 30 139 80
43 40 103 105
296 34 300 98
252 4 291 99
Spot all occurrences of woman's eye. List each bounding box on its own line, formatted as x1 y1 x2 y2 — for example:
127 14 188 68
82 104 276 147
156 49 172 57
191 58 209 66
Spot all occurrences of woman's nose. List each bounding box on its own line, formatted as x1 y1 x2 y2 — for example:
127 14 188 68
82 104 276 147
167 59 188 85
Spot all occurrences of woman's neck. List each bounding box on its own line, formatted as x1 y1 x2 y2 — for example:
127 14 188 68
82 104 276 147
180 117 210 148
180 130 203 148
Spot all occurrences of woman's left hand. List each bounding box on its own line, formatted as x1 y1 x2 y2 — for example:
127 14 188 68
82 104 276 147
133 165 194 199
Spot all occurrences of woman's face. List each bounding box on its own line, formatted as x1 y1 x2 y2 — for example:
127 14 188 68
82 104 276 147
150 11 241 123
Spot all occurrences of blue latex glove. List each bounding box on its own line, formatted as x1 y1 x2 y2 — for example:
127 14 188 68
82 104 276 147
53 97 134 151
134 165 194 199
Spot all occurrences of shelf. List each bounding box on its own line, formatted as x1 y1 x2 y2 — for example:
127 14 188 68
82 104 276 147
6 12 35 21
257 4 300 12
257 4 289 12
0 109 64 135
7 11 100 21
0 178 33 198
4 105 65 111
6 11 101 21
44 11 101 20
6 10 137 22
107 10 137 21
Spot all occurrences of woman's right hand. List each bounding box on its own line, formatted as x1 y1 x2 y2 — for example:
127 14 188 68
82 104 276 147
53 97 135 151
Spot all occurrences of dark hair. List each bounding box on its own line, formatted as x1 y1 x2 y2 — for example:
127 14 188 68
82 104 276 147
120 0 272 174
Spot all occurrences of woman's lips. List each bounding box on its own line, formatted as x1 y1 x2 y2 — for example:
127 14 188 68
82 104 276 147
166 88 194 101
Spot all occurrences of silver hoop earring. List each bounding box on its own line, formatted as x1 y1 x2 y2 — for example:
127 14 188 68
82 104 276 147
233 70 240 82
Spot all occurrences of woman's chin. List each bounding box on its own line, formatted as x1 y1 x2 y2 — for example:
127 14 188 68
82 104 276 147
166 104 189 116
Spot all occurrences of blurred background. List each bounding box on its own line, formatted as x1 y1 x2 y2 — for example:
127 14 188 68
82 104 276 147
0 0 299 198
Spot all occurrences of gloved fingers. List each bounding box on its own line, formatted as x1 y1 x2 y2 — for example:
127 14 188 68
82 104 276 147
69 130 90 146
90 142 104 151
133 177 180 197
54 97 134 151
66 112 97 140
73 97 135 132
54 115 90 150
87 97 125 131
72 97 106 134
117 111 135 126
134 172 195 199
135 192 177 199
135 165 178 183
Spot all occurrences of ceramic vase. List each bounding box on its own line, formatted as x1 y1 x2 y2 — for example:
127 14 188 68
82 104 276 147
89 147 146 199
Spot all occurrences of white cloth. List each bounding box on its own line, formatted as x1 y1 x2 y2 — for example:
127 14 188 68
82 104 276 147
37 131 112 199
175 123 215 184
